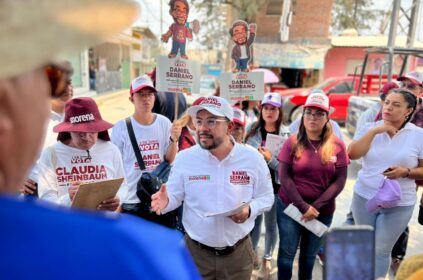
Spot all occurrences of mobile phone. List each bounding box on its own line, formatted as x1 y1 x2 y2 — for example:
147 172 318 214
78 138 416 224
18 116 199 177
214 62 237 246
324 226 374 280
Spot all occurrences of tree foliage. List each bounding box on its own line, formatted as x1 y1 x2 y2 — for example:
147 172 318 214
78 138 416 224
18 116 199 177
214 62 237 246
332 0 387 35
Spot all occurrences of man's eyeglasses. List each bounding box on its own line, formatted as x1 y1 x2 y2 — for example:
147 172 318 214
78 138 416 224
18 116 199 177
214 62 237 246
194 118 227 129
303 110 326 120
401 81 422 91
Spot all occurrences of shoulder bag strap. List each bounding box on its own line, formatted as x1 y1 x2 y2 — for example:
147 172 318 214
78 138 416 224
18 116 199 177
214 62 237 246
125 117 146 171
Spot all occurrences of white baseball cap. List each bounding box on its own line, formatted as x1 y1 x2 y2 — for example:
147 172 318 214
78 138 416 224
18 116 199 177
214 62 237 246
232 107 246 127
304 90 330 112
188 96 234 121
397 71 423 86
130 75 157 95
261 92 282 107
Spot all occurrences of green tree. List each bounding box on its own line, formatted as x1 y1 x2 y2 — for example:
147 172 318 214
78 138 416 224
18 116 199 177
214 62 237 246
332 0 386 35
192 0 268 50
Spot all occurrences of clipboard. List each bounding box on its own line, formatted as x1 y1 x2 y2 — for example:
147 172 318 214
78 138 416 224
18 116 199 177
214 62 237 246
71 178 124 210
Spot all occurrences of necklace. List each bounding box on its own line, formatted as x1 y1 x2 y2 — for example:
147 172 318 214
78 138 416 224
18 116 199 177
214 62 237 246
307 138 322 154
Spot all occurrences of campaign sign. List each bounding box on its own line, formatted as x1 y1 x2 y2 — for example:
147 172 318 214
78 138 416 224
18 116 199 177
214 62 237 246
220 72 264 103
156 56 200 94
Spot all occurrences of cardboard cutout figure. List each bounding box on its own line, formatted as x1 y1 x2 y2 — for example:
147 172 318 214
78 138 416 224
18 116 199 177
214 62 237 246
229 20 256 73
161 0 200 60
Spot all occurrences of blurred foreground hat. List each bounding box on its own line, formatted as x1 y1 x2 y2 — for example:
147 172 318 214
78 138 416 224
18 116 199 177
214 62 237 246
0 0 139 80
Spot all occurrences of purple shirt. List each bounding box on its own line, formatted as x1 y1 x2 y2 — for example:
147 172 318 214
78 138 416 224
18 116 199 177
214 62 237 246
277 136 349 215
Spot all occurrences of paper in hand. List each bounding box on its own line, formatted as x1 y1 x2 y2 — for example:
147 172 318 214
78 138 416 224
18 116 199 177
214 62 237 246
204 201 251 217
265 134 285 156
283 203 328 237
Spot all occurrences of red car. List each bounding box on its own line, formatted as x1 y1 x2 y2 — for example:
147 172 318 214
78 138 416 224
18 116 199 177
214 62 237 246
277 76 360 123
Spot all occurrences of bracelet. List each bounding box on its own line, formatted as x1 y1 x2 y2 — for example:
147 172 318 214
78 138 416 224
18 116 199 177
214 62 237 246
247 206 251 218
169 136 178 143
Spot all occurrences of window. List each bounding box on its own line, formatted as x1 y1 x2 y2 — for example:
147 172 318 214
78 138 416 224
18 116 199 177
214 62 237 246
328 82 352 94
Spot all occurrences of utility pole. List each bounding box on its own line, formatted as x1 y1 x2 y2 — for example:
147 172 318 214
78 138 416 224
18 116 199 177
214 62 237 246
402 0 421 71
387 0 401 81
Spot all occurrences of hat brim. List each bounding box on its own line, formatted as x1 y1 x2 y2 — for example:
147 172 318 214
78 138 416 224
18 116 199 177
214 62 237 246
304 104 330 113
53 120 113 133
397 76 421 85
261 100 282 108
188 105 230 120
232 119 246 127
0 0 139 79
131 85 157 95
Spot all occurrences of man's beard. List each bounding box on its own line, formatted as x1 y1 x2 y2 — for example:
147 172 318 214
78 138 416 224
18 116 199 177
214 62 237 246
197 133 223 150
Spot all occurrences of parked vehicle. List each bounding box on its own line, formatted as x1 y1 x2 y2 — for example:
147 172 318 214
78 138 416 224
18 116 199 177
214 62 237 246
345 47 423 137
280 76 360 123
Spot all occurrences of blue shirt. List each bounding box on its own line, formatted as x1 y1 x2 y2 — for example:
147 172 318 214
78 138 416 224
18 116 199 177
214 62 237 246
0 196 200 279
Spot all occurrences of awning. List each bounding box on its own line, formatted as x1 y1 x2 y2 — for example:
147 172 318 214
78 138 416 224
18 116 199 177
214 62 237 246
254 43 330 69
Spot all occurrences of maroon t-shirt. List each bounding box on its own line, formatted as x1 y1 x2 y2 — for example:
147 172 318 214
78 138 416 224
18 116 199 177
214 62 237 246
170 23 189 43
277 136 349 215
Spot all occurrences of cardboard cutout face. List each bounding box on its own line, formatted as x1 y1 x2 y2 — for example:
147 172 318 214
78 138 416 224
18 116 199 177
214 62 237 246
229 20 257 73
171 0 188 25
161 0 200 60
233 25 247 45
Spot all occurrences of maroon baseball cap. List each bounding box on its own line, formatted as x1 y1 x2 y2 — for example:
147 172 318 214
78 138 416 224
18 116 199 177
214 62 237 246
54 97 113 141
380 82 400 100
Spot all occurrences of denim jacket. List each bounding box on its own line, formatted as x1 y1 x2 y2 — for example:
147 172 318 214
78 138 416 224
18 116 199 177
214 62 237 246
245 124 290 185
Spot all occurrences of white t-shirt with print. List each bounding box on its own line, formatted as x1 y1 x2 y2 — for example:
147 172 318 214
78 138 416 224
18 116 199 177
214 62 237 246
111 114 172 204
37 140 128 206
28 110 64 182
353 121 423 206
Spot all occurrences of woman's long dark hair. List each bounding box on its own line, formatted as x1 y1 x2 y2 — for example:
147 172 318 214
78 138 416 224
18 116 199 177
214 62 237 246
292 111 334 164
245 106 284 142
385 88 418 129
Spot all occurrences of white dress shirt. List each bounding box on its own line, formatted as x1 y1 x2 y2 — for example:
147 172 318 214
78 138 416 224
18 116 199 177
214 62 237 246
163 143 274 247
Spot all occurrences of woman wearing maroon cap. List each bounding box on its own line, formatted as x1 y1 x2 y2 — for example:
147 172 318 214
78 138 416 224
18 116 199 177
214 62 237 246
37 97 126 211
276 92 349 280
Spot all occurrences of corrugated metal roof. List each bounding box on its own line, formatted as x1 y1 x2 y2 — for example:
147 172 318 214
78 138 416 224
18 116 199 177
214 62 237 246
331 35 423 48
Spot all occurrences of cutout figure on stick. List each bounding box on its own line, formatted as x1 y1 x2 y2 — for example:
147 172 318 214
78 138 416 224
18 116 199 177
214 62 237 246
161 0 200 60
229 20 256 73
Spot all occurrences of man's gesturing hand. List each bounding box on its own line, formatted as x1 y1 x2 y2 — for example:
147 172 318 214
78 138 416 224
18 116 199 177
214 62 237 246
151 184 169 215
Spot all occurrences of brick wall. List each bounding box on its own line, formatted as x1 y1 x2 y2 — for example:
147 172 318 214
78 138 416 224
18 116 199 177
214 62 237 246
289 0 333 43
255 0 333 44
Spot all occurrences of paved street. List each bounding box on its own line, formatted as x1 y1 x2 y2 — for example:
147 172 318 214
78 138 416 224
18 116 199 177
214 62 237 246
96 91 423 280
